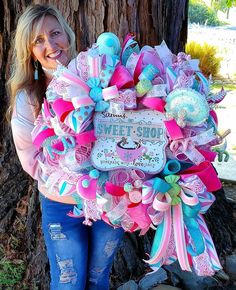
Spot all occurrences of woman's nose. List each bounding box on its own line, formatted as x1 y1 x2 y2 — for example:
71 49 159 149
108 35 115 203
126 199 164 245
44 37 57 49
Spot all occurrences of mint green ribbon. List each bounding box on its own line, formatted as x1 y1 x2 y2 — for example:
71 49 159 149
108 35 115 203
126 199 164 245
165 175 181 205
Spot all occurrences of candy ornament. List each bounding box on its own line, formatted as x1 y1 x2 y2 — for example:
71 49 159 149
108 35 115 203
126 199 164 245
165 88 210 127
96 32 121 57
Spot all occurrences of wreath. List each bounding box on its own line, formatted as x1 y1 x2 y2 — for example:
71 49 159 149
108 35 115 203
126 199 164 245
32 32 230 276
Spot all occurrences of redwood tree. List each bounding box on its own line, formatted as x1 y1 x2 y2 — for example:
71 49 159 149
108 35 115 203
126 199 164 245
1 1 233 290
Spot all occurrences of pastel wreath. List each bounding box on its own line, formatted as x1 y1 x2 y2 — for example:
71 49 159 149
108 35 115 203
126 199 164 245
32 32 230 276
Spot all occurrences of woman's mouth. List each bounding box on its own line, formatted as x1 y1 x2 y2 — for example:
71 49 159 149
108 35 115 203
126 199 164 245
47 50 62 60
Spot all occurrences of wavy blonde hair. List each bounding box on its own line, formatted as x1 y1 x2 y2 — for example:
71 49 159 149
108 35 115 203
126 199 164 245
7 4 77 118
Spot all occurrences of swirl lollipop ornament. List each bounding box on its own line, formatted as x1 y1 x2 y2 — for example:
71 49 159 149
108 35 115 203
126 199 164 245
165 88 210 127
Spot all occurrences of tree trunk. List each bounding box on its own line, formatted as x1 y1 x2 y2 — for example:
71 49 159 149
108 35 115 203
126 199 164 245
1 1 233 290
226 7 230 19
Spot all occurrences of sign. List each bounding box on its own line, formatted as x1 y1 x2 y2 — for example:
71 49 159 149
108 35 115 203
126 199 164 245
91 110 168 174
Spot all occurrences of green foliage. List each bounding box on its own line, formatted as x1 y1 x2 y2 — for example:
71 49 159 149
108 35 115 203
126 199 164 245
185 41 222 77
212 82 236 90
212 0 236 12
0 259 26 286
189 0 223 26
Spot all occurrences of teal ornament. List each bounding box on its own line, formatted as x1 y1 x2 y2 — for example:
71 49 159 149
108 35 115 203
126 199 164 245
96 32 121 56
95 100 109 112
89 169 100 179
82 179 90 188
90 87 103 102
124 182 133 193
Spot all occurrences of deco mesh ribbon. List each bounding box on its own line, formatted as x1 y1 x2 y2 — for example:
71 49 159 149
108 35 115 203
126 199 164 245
31 32 230 276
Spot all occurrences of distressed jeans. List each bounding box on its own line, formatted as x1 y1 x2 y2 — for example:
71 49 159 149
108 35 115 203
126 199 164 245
40 194 124 290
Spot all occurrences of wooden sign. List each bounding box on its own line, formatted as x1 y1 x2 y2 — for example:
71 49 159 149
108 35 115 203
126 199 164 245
91 110 168 174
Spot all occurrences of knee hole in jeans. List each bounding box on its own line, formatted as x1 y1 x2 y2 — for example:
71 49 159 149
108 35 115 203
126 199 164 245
56 255 78 284
104 239 119 258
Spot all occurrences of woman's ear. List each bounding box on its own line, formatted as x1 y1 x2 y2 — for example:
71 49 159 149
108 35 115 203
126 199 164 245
32 54 37 62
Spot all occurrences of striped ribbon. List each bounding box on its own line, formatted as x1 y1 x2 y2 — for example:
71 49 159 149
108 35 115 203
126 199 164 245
144 174 219 274
197 214 222 271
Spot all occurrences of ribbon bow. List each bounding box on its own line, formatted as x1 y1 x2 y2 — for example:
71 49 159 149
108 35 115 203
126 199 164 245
144 174 221 275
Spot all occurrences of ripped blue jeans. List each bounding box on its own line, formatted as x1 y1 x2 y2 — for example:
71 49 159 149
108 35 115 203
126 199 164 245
40 194 124 290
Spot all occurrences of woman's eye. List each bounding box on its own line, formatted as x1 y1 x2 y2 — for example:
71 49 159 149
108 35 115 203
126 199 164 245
34 38 44 45
52 31 61 36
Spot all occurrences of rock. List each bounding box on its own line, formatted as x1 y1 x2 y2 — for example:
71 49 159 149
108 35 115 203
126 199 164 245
138 268 168 290
225 255 236 280
117 280 138 290
151 285 181 290
164 261 219 290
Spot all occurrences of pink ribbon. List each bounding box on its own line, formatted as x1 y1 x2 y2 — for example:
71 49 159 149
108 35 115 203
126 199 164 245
133 53 144 84
71 96 95 109
128 203 152 229
105 181 127 196
52 98 74 122
87 54 101 78
121 33 135 57
145 191 191 271
164 119 184 140
109 65 134 89
141 97 166 112
180 161 222 192
60 69 90 93
32 127 56 149
102 85 119 101
75 130 97 146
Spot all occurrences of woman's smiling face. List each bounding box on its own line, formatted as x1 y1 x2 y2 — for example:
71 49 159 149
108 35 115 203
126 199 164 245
31 15 70 70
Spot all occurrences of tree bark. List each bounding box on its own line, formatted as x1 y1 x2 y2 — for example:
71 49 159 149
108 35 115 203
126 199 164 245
2 1 233 290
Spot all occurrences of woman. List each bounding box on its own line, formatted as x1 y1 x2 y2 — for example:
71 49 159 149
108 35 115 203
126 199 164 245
8 4 124 290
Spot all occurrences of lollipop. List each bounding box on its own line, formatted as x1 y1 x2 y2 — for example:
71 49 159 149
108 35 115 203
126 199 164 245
165 88 210 127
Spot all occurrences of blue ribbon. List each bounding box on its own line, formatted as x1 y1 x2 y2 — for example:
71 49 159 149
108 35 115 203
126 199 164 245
162 160 181 176
182 202 205 256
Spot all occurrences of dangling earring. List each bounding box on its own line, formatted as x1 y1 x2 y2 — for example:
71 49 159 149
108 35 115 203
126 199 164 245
34 60 39 80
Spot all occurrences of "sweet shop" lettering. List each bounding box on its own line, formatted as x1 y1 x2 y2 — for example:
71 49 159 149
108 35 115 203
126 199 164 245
96 122 164 140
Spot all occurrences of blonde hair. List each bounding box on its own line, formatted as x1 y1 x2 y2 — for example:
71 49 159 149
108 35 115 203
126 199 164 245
7 4 77 118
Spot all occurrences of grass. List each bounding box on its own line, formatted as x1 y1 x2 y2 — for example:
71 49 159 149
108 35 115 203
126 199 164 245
0 233 26 288
211 82 236 91
0 259 26 287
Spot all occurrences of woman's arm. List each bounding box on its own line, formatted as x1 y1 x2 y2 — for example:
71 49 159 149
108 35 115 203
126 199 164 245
11 90 43 181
